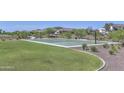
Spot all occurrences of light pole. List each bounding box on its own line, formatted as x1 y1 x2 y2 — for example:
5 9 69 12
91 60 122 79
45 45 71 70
94 30 97 44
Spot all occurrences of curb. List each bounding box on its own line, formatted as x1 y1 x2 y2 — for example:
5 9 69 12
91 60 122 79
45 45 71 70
22 39 69 48
71 49 106 71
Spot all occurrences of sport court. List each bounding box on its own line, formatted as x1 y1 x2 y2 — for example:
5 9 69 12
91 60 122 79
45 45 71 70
30 38 115 48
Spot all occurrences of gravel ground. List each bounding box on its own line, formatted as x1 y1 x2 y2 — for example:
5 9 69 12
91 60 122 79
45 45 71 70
71 46 124 71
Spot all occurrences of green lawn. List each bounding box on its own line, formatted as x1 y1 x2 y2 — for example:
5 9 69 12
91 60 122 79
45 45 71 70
0 40 103 71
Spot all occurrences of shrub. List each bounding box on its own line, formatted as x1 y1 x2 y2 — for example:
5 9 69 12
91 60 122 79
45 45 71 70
111 45 118 53
121 42 124 47
90 46 98 52
103 43 109 49
82 44 87 50
1 38 6 41
86 47 90 51
9 38 12 40
117 45 121 49
109 45 118 55
109 49 115 55
16 37 19 40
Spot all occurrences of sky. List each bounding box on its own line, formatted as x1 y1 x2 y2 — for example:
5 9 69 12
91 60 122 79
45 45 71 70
1 21 124 32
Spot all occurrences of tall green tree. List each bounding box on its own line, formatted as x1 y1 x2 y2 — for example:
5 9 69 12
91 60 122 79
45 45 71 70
104 23 113 31
73 29 87 39
0 29 3 34
45 28 56 34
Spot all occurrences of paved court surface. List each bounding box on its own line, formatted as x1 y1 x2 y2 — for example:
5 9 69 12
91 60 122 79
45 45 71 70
32 38 114 48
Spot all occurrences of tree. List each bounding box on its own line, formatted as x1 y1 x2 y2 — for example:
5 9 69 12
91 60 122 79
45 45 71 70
104 23 113 31
63 32 72 39
13 31 29 39
2 30 6 34
45 28 56 34
0 29 3 34
73 29 87 39
54 27 63 29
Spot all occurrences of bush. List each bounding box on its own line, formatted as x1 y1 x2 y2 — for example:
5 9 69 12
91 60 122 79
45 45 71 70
111 45 118 53
82 44 87 50
103 43 109 49
16 37 20 40
121 42 124 47
1 38 6 41
109 45 119 55
90 46 98 52
117 45 121 49
9 38 12 40
109 49 115 55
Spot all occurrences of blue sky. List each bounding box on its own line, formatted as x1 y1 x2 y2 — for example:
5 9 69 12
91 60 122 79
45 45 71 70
1 21 124 32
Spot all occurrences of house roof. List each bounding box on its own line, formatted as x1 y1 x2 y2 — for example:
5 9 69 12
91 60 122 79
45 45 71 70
99 28 106 30
58 28 73 32
112 24 124 28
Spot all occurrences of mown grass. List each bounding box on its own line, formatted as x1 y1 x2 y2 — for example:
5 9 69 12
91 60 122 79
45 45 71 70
0 40 102 71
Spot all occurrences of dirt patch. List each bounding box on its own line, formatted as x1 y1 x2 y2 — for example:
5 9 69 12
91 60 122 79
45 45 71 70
71 46 124 71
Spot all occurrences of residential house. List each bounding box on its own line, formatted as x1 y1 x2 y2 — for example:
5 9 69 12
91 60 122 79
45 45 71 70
28 36 36 39
98 28 108 35
54 28 73 34
109 24 124 31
